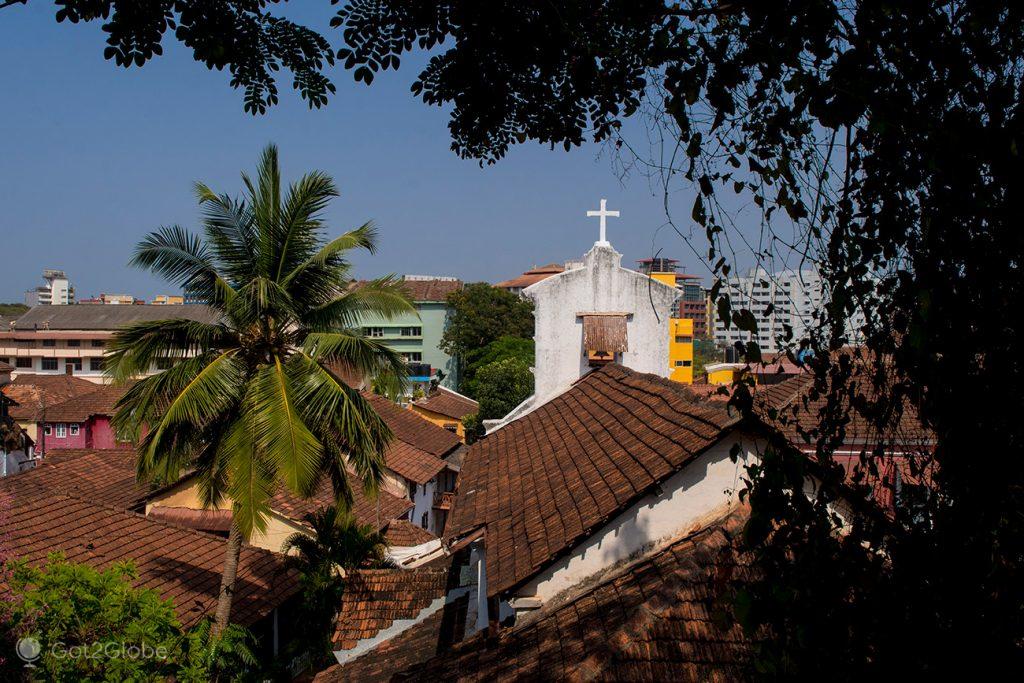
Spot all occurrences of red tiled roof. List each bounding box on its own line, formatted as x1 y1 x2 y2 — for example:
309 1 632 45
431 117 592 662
384 519 438 547
399 278 463 302
0 448 159 510
494 263 564 290
2 374 100 421
445 363 739 598
319 508 754 682
366 393 462 458
41 383 130 423
414 387 478 421
331 566 453 651
317 594 469 682
0 360 12 372
363 392 461 484
1 492 299 629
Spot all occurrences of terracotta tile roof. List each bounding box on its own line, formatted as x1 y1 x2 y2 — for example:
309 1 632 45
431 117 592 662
754 372 933 448
0 448 159 510
446 363 739 598
0 360 12 372
317 594 470 682
414 387 479 421
494 263 565 290
385 519 438 547
366 393 463 458
1 492 299 629
147 506 235 533
41 383 130 423
270 477 413 532
13 304 220 331
363 393 461 484
2 374 100 421
331 566 453 651
403 508 754 682
399 278 463 302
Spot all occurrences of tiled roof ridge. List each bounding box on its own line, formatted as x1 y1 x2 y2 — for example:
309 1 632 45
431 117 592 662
448 506 746 656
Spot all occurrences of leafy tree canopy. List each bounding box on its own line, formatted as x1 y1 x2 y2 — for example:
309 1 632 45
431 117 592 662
439 283 533 368
1 553 254 681
473 357 533 423
460 335 534 399
0 303 28 317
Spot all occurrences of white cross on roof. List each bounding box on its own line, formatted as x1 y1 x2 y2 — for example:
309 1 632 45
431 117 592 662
586 198 619 246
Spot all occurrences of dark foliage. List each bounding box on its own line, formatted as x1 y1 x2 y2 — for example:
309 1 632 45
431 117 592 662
438 283 534 383
25 0 1024 675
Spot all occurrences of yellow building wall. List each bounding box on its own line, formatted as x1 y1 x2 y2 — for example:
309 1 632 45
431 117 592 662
649 272 695 385
707 368 738 385
146 479 309 554
410 405 465 441
668 318 695 384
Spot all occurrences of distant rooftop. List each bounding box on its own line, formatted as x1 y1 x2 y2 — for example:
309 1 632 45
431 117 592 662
13 304 220 331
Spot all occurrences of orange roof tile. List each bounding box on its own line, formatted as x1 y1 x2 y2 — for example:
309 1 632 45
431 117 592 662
1 492 299 629
384 519 438 547
415 387 479 421
2 374 100 421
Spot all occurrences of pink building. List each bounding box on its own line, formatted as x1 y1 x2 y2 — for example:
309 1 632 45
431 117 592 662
36 384 130 456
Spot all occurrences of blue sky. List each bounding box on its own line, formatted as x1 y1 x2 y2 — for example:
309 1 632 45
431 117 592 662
0 3 730 302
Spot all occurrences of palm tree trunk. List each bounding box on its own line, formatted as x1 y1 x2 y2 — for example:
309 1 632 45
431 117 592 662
212 517 244 636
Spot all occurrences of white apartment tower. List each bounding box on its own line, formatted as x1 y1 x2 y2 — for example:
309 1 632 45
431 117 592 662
25 269 74 306
713 268 866 354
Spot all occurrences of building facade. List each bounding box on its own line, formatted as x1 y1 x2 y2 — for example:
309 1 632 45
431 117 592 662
636 258 708 337
354 276 462 391
713 267 867 354
24 269 74 306
0 304 220 383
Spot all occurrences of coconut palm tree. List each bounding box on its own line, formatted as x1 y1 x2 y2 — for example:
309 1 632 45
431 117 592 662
107 144 413 634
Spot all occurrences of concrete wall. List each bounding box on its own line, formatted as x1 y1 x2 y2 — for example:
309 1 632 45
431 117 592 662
525 243 679 404
514 432 759 605
352 301 457 389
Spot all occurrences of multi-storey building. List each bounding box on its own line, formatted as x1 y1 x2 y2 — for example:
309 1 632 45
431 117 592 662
24 269 74 306
712 267 866 354
636 258 708 337
354 276 463 391
0 304 219 383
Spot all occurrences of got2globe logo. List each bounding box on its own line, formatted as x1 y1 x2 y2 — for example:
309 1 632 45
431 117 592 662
15 637 42 666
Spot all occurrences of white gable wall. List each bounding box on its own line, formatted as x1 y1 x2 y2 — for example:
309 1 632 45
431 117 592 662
512 432 760 606
525 243 679 405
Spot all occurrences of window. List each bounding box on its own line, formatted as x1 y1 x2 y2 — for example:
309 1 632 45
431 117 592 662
400 326 422 337
363 327 384 338
444 422 459 432
674 359 693 367
16 357 32 369
67 339 81 347
43 424 52 436
42 339 56 347
89 358 104 372
65 358 83 371
16 339 33 347
55 423 67 438
674 335 692 344
421 512 428 528
401 352 423 363
69 424 80 436
91 339 104 348
41 358 57 371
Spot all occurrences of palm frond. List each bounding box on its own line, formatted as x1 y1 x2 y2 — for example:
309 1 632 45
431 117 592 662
274 170 340 281
287 353 391 494
303 275 415 331
282 221 377 290
195 182 257 283
105 319 236 383
251 356 324 498
130 225 236 306
222 410 276 537
302 331 409 385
